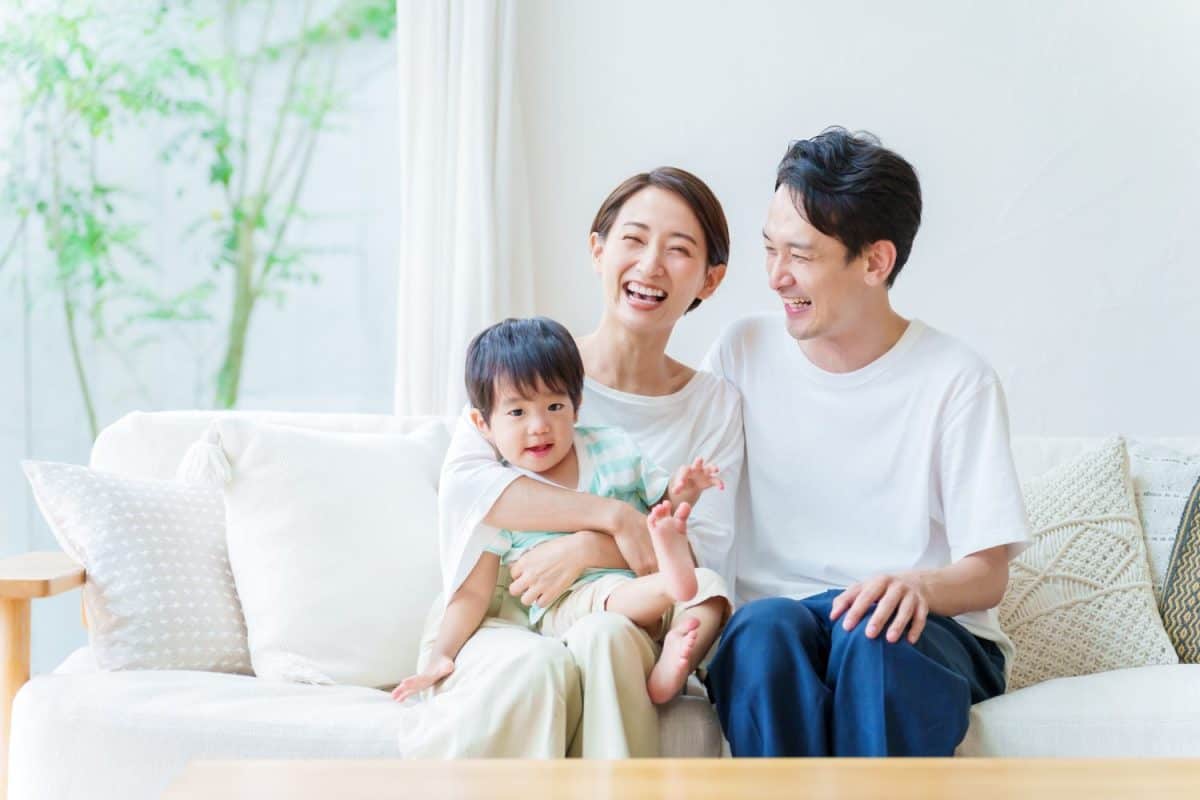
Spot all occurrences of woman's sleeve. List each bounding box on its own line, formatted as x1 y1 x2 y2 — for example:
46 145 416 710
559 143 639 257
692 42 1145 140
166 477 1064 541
437 406 520 602
684 385 745 591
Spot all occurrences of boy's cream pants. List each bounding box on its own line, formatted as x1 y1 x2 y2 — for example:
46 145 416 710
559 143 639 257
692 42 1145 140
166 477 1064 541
402 568 663 758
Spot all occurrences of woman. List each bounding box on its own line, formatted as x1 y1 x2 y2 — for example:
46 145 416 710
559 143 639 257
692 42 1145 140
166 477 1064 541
405 168 742 759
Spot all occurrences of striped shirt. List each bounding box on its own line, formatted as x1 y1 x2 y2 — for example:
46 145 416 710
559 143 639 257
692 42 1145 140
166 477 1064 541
485 424 670 624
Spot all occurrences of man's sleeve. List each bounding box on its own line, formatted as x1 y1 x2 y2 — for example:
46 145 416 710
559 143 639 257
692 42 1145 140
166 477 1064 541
937 378 1032 563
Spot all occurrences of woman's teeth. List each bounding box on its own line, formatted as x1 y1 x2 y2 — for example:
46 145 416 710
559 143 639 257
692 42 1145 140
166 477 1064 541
625 281 667 302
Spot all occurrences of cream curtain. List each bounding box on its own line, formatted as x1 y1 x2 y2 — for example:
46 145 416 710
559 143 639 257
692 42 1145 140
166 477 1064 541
395 0 535 416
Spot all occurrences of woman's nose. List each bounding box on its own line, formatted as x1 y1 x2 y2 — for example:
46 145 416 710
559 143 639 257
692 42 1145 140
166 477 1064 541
639 244 666 275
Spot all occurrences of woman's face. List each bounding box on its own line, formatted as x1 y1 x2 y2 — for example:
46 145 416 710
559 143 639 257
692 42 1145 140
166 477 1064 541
590 186 725 335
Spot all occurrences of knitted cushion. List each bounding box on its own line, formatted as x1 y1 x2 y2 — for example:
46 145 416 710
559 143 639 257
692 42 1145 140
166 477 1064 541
1161 470 1200 662
1000 437 1178 691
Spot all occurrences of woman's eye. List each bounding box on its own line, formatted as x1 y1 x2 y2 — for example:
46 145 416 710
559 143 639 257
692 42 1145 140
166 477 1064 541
622 235 644 244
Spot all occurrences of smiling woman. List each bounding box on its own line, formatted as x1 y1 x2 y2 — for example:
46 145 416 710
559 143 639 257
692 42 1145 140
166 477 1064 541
415 166 745 759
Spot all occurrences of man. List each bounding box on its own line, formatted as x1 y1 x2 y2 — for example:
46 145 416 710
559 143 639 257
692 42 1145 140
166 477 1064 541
703 128 1030 757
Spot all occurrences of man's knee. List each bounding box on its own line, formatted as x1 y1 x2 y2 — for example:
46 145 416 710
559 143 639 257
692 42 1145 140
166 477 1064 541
725 596 817 641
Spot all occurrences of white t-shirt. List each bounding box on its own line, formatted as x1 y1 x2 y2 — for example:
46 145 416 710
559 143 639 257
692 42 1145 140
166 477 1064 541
437 372 745 605
704 313 1030 665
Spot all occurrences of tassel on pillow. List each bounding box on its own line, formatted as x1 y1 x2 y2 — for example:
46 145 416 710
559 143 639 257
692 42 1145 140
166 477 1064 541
176 425 233 487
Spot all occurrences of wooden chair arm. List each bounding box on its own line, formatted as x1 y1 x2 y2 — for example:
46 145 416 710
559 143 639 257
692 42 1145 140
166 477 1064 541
0 551 85 799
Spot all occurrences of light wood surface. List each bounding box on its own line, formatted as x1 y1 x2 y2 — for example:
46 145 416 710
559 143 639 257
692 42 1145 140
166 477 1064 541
164 758 1200 799
0 550 84 800
0 551 84 599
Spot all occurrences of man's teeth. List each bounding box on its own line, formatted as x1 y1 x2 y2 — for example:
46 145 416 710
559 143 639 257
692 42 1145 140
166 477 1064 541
626 281 666 299
786 298 812 306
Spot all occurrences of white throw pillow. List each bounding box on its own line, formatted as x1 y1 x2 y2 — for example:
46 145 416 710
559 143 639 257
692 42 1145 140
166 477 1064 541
1127 440 1200 604
183 419 444 688
1000 438 1178 691
22 461 252 673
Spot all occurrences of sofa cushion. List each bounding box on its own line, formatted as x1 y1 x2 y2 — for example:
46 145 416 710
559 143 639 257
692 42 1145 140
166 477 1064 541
8 660 720 800
188 419 447 688
958 664 1200 756
1000 438 1178 691
1161 468 1200 662
22 461 251 675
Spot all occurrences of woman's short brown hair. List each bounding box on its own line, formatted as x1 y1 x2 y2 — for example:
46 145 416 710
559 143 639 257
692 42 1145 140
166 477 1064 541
590 167 729 313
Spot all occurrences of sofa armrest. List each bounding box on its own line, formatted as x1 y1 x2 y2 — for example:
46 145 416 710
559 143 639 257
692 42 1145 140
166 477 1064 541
0 551 84 799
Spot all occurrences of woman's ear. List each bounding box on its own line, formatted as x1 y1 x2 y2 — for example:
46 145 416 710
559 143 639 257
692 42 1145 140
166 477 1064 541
696 263 728 301
589 231 605 275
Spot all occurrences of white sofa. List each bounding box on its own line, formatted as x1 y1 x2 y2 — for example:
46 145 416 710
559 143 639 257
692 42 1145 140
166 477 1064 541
5 411 1200 800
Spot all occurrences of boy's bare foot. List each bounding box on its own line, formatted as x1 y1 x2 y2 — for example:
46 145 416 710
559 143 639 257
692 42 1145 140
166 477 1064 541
647 500 699 601
648 616 700 704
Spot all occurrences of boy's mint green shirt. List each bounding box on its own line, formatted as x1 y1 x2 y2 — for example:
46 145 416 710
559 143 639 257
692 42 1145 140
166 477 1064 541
484 424 670 625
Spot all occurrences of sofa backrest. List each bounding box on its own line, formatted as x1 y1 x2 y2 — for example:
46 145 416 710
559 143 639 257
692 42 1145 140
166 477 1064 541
1012 436 1200 482
91 410 458 479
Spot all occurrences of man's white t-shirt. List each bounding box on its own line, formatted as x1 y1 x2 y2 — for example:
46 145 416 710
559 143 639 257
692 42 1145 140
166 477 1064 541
704 313 1030 667
437 372 744 605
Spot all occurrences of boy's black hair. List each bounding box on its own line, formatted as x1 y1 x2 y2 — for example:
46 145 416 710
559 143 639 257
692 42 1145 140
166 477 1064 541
776 127 922 287
465 317 584 421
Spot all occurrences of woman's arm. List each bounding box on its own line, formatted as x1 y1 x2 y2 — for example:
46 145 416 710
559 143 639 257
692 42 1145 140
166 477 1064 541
441 408 654 573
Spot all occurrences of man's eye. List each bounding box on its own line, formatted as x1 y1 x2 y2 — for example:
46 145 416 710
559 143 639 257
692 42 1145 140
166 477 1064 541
669 247 690 255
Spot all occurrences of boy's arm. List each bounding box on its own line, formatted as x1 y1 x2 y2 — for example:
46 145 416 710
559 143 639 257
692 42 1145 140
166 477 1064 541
665 458 724 509
392 554 499 702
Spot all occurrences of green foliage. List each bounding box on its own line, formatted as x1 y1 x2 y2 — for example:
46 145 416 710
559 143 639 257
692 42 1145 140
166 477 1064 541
0 0 397 427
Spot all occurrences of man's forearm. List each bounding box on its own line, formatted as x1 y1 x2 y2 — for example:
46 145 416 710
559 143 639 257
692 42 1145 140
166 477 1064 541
483 476 626 534
914 546 1010 617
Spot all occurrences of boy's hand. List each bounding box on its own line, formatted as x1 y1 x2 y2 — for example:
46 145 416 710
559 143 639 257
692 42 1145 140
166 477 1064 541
668 458 723 507
391 654 455 703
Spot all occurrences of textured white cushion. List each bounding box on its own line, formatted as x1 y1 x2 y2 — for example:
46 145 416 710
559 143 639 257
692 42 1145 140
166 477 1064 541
959 665 1200 756
1127 441 1200 602
1000 437 1178 690
22 461 251 674
199 419 446 687
9 662 719 800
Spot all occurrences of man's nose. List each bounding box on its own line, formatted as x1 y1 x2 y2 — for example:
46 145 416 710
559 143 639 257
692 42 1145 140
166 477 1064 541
767 255 792 290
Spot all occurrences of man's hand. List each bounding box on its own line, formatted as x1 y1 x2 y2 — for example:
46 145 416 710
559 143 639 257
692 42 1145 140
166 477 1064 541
508 535 589 608
668 458 724 508
391 654 455 703
829 572 930 644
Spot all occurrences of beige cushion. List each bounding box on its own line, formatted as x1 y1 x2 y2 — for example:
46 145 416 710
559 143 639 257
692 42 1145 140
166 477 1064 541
1001 438 1177 691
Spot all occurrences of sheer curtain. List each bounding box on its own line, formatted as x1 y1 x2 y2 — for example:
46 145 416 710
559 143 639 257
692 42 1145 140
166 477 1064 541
395 0 535 416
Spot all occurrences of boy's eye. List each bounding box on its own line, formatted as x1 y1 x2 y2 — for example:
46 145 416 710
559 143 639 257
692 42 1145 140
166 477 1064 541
507 409 523 417
548 402 564 412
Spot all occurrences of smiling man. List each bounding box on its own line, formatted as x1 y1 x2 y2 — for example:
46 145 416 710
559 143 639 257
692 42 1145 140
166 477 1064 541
702 128 1031 757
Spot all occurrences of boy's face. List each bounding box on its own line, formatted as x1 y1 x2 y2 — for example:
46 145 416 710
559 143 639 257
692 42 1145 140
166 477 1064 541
471 379 577 475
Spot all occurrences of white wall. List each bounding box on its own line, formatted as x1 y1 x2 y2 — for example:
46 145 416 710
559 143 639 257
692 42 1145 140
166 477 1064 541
516 0 1200 436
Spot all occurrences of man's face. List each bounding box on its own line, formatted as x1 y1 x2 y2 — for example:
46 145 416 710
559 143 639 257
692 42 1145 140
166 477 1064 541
762 185 870 343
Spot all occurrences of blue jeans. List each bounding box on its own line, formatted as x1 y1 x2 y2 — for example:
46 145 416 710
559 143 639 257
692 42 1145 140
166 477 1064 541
704 590 1006 757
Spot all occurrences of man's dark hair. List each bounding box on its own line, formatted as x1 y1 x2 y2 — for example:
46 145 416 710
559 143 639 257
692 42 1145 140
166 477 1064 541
776 127 922 287
591 166 729 312
465 317 584 421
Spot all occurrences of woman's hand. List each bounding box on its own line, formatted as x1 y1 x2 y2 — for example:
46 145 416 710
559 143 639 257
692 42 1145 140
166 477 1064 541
609 502 657 576
508 535 589 609
391 654 455 703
